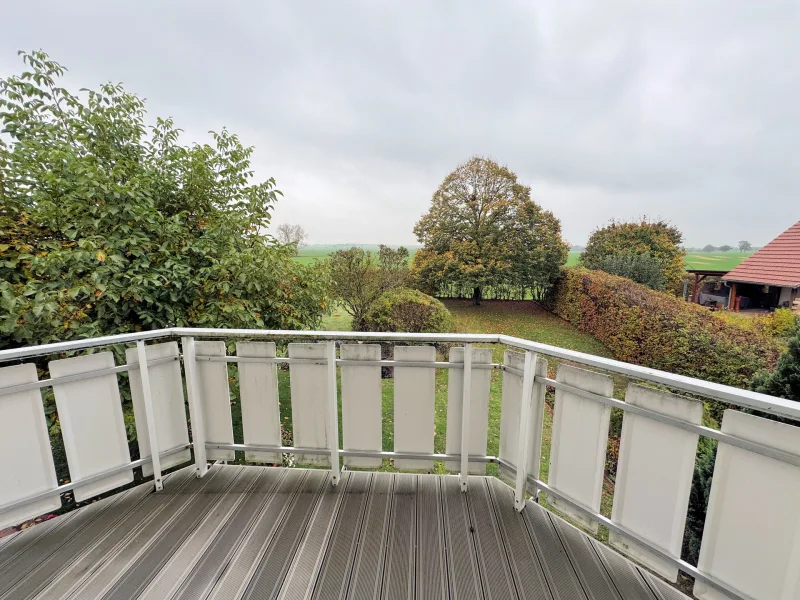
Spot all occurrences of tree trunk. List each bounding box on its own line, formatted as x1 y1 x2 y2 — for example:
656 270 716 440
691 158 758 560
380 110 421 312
472 286 482 306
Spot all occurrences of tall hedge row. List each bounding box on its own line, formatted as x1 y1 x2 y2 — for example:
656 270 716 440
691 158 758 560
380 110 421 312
545 267 780 388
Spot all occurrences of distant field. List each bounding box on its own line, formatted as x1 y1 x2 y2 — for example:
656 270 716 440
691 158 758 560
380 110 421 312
300 245 753 271
295 244 419 265
567 250 752 270
682 251 754 270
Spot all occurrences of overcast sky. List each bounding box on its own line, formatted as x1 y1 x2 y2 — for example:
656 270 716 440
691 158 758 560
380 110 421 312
3 1 799 246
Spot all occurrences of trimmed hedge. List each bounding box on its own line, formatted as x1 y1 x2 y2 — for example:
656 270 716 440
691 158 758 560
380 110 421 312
363 288 453 333
545 267 780 388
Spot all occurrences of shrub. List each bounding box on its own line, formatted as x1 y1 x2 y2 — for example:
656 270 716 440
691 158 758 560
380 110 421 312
581 218 685 293
363 288 453 333
715 308 799 340
592 251 665 290
751 334 800 407
545 267 781 388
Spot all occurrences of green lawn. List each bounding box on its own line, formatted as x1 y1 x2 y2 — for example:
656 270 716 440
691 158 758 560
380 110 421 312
302 246 753 273
568 249 753 271
308 299 609 480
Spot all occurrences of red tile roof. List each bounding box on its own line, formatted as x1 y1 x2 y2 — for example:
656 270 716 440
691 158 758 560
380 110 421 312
723 221 800 287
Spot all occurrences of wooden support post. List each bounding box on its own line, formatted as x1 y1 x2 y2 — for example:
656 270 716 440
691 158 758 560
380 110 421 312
728 282 737 310
691 273 700 303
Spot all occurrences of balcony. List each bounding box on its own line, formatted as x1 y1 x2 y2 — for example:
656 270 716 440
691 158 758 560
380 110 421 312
0 329 798 600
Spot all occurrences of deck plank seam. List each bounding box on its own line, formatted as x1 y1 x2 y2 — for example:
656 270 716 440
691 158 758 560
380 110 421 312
186 467 291 600
267 470 336 599
483 478 526 600
0 482 136 587
208 468 309 600
547 511 623 600
93 466 246 600
376 472 396 600
341 472 376 600
0 485 138 597
240 470 330 599
3 482 157 600
307 470 357 599
486 479 555 600
520 504 588 600
137 467 269 600
585 536 658 600
435 476 453 600
279 470 349 599
544 510 603 600
463 478 488 600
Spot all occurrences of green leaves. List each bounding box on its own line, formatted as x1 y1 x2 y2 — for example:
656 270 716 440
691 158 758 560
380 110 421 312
411 156 568 302
0 51 328 350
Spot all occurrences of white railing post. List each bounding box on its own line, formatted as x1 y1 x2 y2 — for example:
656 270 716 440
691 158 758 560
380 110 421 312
326 340 340 486
136 340 163 491
181 336 208 478
460 342 473 492
514 350 536 512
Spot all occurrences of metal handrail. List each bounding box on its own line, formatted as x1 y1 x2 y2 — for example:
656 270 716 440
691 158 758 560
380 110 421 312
0 326 792 600
1 327 795 421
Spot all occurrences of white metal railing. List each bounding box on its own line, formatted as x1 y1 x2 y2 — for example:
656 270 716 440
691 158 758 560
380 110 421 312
1 327 799 600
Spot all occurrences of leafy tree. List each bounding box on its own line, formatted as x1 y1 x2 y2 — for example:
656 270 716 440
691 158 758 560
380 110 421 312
718 244 733 252
593 251 665 290
328 245 407 330
412 156 568 304
275 223 308 247
0 50 328 349
738 240 752 252
581 219 686 292
702 244 717 253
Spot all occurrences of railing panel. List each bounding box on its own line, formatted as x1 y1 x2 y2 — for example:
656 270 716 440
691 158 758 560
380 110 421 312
393 346 436 470
0 364 60 528
236 342 282 463
499 351 547 490
288 343 330 465
194 341 234 460
126 342 190 475
548 364 613 533
610 384 702 581
49 353 132 501
445 347 492 474
694 410 800 600
340 344 382 468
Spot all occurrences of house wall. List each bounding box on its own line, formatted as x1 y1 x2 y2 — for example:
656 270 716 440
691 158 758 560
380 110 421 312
778 286 794 306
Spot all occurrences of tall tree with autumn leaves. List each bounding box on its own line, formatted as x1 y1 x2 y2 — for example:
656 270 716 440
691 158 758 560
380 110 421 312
411 157 568 304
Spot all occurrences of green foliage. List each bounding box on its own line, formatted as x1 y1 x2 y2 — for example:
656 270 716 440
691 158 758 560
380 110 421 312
751 334 800 403
738 240 751 252
363 288 453 333
0 51 328 350
328 245 408 330
592 251 665 290
683 439 717 565
545 267 781 388
411 156 568 303
716 308 799 340
581 219 686 292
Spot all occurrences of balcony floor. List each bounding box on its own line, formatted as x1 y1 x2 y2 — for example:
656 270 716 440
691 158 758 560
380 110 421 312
0 464 688 600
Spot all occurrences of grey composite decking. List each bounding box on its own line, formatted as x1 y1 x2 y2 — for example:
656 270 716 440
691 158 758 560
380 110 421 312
0 465 689 600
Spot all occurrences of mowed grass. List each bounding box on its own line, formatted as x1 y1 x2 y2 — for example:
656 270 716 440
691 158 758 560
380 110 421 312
294 244 419 266
257 300 611 479
568 249 753 271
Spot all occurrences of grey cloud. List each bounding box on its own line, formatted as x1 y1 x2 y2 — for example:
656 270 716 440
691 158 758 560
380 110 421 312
2 0 799 245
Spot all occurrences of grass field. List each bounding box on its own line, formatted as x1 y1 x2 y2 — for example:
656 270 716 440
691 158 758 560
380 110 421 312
567 249 753 270
301 245 754 272
302 300 610 485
